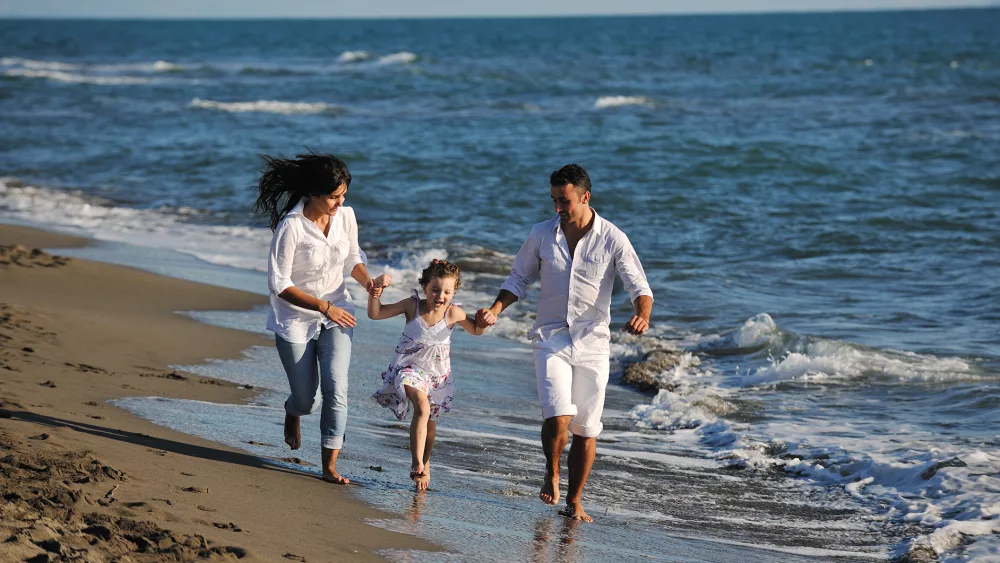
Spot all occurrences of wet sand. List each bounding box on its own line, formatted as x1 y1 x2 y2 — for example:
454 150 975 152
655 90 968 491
0 224 437 562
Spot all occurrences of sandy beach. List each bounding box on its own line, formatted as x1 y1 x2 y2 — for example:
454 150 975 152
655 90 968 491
0 224 437 562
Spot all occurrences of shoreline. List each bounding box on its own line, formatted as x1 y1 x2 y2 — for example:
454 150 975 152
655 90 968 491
0 224 439 562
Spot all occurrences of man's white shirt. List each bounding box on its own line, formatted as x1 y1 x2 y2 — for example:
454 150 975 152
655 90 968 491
267 199 366 343
500 211 653 355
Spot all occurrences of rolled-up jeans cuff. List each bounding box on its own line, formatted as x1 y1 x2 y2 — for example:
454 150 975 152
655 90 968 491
323 435 344 450
542 404 577 419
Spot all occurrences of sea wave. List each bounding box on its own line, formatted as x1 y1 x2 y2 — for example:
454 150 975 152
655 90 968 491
1 57 80 70
337 50 370 63
594 95 653 109
0 57 183 84
2 68 155 85
1 57 182 73
377 51 418 65
630 313 999 562
0 178 272 273
189 98 343 115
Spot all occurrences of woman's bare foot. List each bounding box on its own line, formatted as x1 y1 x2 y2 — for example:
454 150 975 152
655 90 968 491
322 471 350 485
410 462 425 480
321 447 347 484
539 472 559 505
558 502 593 523
415 466 430 492
284 414 301 450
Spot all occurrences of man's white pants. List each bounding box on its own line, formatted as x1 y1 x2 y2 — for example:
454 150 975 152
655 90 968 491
531 329 610 438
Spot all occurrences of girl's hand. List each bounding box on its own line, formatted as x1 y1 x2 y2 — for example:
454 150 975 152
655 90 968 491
324 304 357 328
367 273 392 296
371 286 384 299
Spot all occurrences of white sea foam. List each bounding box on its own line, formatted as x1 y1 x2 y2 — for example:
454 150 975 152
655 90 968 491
377 51 418 65
747 341 975 384
594 95 652 109
1 57 80 70
189 98 342 115
337 50 370 63
0 178 273 273
152 60 183 72
0 57 182 84
3 68 154 85
630 312 1000 562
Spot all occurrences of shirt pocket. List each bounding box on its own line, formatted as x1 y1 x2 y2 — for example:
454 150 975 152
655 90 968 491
577 250 612 284
539 243 568 274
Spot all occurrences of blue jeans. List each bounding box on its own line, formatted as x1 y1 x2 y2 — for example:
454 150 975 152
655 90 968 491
275 326 353 450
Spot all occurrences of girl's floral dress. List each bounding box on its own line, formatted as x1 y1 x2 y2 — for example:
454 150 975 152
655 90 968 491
372 292 455 420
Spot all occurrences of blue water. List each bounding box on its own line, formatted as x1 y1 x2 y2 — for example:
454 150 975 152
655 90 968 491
2 10 1000 562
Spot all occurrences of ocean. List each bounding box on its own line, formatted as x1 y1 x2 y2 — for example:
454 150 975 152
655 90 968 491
1 10 999 561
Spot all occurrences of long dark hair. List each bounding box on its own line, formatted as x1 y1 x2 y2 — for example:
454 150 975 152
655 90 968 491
253 151 352 231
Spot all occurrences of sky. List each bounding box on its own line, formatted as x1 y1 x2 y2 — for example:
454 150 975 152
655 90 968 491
0 0 993 18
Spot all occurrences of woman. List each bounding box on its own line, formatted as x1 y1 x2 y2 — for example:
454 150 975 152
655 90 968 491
254 151 379 484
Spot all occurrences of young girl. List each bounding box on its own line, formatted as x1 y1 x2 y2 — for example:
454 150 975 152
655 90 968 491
368 259 486 491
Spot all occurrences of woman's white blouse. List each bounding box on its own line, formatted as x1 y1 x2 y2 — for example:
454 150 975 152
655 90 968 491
266 200 366 343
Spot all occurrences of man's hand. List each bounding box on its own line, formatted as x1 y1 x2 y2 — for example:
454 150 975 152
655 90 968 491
621 315 649 336
475 308 498 329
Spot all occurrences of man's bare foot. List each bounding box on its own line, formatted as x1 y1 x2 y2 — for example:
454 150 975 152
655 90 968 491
539 472 559 505
321 471 350 485
284 414 301 450
558 503 593 523
415 467 430 492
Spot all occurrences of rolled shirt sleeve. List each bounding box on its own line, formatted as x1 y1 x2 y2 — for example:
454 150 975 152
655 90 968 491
343 207 367 273
500 225 542 300
268 221 297 296
614 235 654 304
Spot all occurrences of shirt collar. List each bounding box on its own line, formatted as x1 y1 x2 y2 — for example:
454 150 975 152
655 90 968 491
287 198 306 218
551 208 603 235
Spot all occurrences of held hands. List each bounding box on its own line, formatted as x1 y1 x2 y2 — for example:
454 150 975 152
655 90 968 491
475 308 498 329
367 274 393 299
621 315 650 336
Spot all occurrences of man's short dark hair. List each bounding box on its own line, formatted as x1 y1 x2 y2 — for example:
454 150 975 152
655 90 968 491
549 164 591 193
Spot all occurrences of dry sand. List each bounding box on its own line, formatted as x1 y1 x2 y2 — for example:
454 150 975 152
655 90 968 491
0 225 437 562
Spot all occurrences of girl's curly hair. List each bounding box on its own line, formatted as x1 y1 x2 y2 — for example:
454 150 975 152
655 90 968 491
419 259 461 289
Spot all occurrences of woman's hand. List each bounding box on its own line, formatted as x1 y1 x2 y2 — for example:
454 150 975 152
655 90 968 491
324 303 357 328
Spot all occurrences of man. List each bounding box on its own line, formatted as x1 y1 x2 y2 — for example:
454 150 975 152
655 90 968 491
476 164 653 522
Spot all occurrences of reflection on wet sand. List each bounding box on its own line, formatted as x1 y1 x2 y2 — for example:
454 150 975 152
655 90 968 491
532 517 579 563
408 492 427 522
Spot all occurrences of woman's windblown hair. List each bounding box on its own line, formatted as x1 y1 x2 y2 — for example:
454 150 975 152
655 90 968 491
253 151 352 231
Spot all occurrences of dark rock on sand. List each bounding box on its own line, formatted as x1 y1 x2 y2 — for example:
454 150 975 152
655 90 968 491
621 349 687 393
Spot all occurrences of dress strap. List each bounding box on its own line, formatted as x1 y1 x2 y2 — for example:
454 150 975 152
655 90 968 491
410 290 422 322
445 301 462 330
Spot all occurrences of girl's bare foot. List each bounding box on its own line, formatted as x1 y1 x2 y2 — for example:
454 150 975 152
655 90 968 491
284 414 301 450
539 472 559 505
322 471 350 485
559 502 593 522
415 466 430 492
